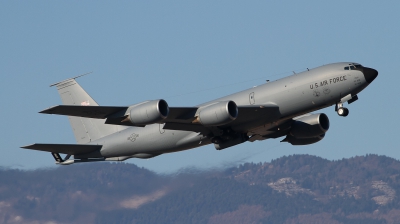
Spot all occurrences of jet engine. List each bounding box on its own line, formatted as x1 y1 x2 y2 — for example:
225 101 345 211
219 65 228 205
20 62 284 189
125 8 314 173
290 113 329 138
196 101 238 126
282 113 329 145
128 99 169 126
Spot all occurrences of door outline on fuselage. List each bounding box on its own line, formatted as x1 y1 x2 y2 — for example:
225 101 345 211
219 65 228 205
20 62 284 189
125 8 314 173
159 123 165 134
249 92 255 105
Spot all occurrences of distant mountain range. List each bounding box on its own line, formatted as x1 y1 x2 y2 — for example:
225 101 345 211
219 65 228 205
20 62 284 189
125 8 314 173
1 154 400 224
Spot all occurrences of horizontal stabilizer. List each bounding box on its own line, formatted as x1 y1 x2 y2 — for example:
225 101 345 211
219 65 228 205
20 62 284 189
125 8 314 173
40 105 128 119
21 144 102 155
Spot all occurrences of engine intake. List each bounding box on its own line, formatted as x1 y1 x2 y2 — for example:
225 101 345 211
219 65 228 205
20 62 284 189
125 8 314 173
197 101 238 126
128 99 169 126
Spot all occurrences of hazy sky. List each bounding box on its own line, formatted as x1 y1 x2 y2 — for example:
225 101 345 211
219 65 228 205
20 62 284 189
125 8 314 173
1 1 399 173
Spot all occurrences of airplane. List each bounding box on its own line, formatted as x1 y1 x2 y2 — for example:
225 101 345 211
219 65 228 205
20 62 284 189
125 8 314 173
21 62 378 165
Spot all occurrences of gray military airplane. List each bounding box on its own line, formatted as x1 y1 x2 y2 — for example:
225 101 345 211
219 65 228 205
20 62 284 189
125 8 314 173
22 62 378 165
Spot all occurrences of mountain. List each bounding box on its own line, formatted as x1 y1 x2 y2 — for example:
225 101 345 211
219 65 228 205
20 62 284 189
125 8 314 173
1 154 400 224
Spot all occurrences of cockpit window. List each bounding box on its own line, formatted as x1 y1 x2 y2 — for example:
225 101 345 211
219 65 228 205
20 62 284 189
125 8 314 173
344 63 362 70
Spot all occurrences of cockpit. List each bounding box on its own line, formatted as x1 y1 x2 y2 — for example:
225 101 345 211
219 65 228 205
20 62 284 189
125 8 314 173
344 63 363 70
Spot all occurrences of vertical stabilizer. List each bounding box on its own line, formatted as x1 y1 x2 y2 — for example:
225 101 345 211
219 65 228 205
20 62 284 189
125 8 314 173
51 76 117 144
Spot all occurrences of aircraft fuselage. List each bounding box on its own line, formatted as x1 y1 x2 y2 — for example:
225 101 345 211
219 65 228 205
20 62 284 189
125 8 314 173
90 62 377 159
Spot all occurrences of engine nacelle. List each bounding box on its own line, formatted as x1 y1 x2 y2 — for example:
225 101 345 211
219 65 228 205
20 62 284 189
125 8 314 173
290 113 329 139
197 101 238 126
128 99 169 126
283 134 325 145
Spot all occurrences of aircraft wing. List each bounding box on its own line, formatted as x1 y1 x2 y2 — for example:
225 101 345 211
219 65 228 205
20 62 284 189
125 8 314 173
40 105 128 119
21 143 102 155
39 104 281 133
40 105 198 125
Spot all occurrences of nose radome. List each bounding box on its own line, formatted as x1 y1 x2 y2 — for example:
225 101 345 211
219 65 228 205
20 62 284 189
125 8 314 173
362 67 378 83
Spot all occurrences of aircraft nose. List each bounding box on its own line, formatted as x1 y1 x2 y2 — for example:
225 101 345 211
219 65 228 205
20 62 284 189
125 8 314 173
362 67 378 83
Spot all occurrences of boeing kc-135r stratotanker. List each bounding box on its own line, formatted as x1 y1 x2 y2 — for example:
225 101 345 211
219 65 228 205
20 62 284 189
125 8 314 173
21 62 378 165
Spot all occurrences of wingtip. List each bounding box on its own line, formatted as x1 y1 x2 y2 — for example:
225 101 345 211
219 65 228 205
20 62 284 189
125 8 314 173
39 105 59 114
20 144 35 149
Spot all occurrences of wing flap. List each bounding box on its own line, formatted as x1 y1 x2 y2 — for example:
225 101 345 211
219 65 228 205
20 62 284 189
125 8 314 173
21 144 102 155
233 104 280 123
224 104 281 131
163 104 281 133
165 107 198 123
163 123 210 134
105 107 198 126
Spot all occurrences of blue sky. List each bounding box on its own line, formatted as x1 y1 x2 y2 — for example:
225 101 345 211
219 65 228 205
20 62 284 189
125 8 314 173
1 1 399 173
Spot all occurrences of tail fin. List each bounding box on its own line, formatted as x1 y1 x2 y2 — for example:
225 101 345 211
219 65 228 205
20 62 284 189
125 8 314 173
50 74 118 144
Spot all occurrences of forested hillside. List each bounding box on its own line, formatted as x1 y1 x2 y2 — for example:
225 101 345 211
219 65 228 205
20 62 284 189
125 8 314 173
2 154 400 224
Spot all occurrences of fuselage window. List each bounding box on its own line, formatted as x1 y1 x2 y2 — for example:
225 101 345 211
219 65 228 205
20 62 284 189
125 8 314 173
344 67 349 70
